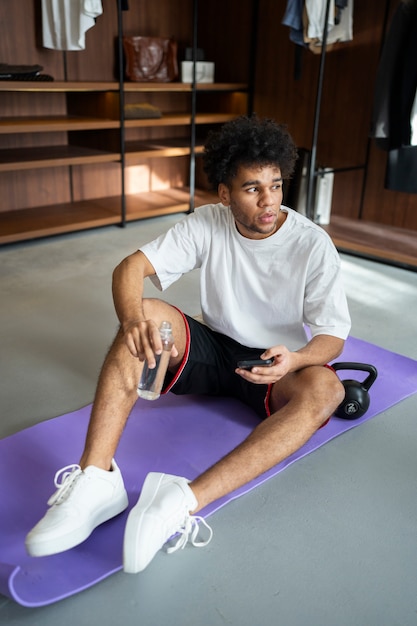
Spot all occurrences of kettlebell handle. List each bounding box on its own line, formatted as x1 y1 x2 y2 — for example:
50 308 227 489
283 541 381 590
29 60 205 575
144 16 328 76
331 362 378 391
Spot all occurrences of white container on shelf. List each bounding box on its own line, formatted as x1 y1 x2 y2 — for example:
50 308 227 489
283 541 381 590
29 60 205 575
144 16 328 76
181 61 215 83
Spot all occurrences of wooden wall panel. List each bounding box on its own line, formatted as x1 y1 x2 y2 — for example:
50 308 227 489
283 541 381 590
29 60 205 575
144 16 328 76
332 170 365 221
197 0 253 84
0 169 71 212
44 0 193 82
0 0 65 79
71 163 121 201
65 0 119 81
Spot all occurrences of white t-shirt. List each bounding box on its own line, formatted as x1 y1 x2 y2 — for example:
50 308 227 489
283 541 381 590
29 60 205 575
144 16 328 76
42 0 103 51
140 203 351 350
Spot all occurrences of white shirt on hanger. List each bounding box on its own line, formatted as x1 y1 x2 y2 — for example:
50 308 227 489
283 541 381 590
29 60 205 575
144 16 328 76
42 0 103 51
305 0 353 45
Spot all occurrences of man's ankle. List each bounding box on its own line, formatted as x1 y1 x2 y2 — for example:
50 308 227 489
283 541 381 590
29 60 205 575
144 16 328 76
79 455 113 472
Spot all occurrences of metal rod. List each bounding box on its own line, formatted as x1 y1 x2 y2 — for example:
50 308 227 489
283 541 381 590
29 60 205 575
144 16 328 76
305 0 332 221
117 0 126 226
188 0 198 213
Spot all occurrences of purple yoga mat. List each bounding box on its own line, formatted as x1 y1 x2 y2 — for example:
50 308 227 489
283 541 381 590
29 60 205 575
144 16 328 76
1 336 416 607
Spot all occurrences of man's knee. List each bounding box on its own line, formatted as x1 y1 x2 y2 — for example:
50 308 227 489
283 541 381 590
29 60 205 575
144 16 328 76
271 365 345 419
142 299 188 363
305 365 345 410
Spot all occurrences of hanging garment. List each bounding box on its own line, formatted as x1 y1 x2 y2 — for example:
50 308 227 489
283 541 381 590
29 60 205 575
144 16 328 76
370 0 417 192
282 0 305 47
283 0 353 51
304 0 353 50
42 0 103 51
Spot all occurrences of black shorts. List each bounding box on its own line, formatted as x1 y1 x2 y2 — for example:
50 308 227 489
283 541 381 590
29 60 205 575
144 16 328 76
162 310 271 419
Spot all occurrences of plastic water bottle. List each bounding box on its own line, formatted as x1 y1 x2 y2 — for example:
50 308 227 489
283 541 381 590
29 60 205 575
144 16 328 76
137 321 174 400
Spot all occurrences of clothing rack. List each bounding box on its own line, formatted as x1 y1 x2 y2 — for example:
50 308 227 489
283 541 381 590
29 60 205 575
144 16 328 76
305 0 332 221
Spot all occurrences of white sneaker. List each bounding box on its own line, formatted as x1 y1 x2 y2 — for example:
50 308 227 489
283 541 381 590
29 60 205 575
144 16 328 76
123 472 213 574
26 459 128 557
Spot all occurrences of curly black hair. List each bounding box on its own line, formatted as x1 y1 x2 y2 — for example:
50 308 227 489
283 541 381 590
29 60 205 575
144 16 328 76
202 114 298 190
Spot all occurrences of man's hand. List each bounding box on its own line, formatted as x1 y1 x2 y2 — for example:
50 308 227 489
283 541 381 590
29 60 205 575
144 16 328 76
122 319 178 367
235 334 345 385
235 345 294 384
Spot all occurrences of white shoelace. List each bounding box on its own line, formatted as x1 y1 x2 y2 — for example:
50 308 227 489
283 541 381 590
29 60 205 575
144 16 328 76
166 514 213 554
47 464 82 506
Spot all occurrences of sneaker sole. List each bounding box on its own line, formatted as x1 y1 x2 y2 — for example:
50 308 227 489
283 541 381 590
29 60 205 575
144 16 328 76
26 490 129 557
123 472 167 573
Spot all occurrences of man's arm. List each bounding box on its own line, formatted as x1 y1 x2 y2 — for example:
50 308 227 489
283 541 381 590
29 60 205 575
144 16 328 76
236 334 345 383
112 250 163 361
291 334 345 369
112 250 155 327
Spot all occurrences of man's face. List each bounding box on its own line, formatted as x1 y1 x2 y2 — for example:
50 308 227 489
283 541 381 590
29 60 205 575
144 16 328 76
218 164 285 240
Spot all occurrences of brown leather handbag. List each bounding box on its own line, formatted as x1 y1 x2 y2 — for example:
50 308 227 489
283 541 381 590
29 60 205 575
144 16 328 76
122 36 178 82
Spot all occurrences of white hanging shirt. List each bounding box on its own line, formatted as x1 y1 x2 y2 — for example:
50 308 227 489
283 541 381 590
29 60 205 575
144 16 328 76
305 0 353 45
140 203 351 351
42 0 103 51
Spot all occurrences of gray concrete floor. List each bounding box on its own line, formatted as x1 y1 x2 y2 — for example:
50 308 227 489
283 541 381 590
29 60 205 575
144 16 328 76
1 215 417 625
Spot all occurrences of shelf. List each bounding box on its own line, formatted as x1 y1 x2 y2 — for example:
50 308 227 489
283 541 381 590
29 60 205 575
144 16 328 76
0 81 248 93
0 146 120 172
124 137 206 161
123 112 239 129
124 139 191 161
0 116 120 134
0 81 121 93
125 187 218 221
0 111 241 136
0 188 219 245
0 198 121 244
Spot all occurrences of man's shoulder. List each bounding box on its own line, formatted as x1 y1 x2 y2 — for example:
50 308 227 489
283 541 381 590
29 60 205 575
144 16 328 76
285 206 333 240
194 201 227 216
191 202 230 227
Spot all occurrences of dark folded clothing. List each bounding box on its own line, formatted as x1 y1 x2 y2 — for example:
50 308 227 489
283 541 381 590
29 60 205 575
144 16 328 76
0 63 54 81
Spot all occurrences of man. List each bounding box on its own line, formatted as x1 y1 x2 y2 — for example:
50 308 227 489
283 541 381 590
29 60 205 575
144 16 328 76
26 115 350 573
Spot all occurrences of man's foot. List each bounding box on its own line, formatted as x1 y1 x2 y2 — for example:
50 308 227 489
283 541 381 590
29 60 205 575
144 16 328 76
26 459 128 557
123 472 213 574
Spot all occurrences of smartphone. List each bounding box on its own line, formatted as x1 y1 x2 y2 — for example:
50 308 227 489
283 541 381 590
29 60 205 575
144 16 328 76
237 358 274 370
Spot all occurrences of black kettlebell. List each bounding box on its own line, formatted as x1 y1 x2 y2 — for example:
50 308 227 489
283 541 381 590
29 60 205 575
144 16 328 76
332 362 378 419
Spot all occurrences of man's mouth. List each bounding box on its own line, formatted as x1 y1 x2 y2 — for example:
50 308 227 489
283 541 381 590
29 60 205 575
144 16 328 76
258 212 276 224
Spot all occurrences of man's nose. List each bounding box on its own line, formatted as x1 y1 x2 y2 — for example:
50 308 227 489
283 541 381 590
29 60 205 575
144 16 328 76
258 188 274 207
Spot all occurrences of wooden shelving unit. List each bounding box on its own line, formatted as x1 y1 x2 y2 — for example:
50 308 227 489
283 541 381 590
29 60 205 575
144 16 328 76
0 0 252 246
0 199 121 245
0 79 248 244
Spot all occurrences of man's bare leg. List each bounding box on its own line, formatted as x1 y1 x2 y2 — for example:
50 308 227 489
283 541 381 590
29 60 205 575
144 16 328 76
79 298 188 471
26 298 189 558
190 365 344 511
122 364 345 573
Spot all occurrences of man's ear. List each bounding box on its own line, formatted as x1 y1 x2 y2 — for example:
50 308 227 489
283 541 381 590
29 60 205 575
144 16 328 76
218 183 230 206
